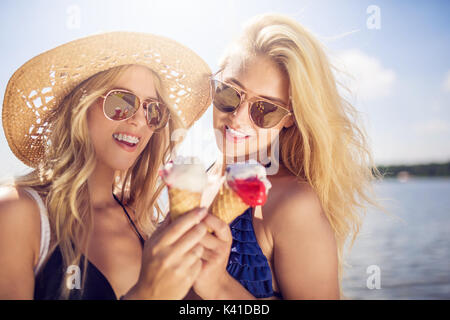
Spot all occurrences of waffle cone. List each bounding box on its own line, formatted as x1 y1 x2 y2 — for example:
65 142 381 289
211 185 249 224
168 187 202 221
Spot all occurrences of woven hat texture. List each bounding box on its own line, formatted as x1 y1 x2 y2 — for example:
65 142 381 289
2 32 211 168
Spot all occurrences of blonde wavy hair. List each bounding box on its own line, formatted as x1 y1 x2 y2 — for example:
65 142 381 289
11 64 184 298
219 13 385 290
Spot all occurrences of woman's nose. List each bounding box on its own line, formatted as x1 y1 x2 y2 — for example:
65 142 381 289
230 100 251 124
127 103 148 127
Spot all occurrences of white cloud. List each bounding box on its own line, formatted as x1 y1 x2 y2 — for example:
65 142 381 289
333 49 396 101
443 70 450 93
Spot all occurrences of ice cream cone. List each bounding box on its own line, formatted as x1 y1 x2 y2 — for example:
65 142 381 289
168 187 202 221
160 157 207 221
210 184 249 224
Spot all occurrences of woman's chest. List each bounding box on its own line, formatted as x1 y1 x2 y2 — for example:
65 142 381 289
87 212 144 298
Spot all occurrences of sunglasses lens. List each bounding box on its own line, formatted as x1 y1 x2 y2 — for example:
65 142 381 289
146 102 169 130
104 91 139 121
212 80 240 113
250 101 288 128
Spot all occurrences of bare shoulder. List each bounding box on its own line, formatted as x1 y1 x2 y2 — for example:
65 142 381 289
0 185 42 259
262 177 339 299
263 176 332 240
0 185 42 218
0 185 42 298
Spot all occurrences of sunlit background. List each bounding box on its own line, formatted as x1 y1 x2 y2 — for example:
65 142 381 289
1 0 449 299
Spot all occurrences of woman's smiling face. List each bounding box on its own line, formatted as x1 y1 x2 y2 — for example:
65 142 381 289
87 65 159 171
213 55 292 161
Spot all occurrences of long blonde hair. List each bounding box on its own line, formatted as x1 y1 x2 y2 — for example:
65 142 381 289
220 14 384 288
12 64 184 298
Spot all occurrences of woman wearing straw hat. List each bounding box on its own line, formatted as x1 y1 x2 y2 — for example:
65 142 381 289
0 32 218 299
189 14 383 299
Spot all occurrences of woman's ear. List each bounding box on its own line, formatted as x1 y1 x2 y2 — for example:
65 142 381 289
283 115 294 129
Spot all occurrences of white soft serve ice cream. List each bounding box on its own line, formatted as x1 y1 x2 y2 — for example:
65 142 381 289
160 156 208 193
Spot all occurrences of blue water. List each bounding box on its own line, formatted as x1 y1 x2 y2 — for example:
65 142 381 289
342 178 450 299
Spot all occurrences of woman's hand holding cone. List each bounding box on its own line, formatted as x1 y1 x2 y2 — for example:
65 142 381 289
124 207 208 300
192 213 233 299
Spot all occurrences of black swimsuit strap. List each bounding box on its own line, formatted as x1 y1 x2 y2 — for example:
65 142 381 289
206 162 215 173
112 194 145 247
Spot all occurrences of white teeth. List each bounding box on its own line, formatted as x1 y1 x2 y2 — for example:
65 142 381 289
113 133 140 144
227 126 248 137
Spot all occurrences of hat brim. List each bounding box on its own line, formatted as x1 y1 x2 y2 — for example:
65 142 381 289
2 32 211 168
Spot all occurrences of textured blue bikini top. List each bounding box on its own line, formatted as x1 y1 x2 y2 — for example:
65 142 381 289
226 207 282 299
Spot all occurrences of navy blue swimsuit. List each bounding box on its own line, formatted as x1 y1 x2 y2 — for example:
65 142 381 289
226 207 282 299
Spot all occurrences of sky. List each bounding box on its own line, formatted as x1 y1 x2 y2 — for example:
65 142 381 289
0 0 449 178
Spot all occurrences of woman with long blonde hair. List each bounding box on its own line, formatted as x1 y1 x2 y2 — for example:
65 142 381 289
189 13 383 299
0 32 213 299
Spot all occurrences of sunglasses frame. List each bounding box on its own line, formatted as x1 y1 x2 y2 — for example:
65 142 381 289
101 88 170 131
210 77 292 129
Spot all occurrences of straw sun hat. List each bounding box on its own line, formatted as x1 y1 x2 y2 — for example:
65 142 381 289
2 32 212 168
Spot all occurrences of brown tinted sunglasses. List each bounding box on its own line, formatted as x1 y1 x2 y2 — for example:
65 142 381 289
101 89 170 131
211 79 291 129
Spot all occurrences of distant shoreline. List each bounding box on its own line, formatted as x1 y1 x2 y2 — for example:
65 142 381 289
376 161 450 178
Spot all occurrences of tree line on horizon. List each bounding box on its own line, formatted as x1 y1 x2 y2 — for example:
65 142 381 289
375 161 450 178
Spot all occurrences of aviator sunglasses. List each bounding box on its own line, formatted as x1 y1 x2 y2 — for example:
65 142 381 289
101 89 170 131
211 78 292 129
